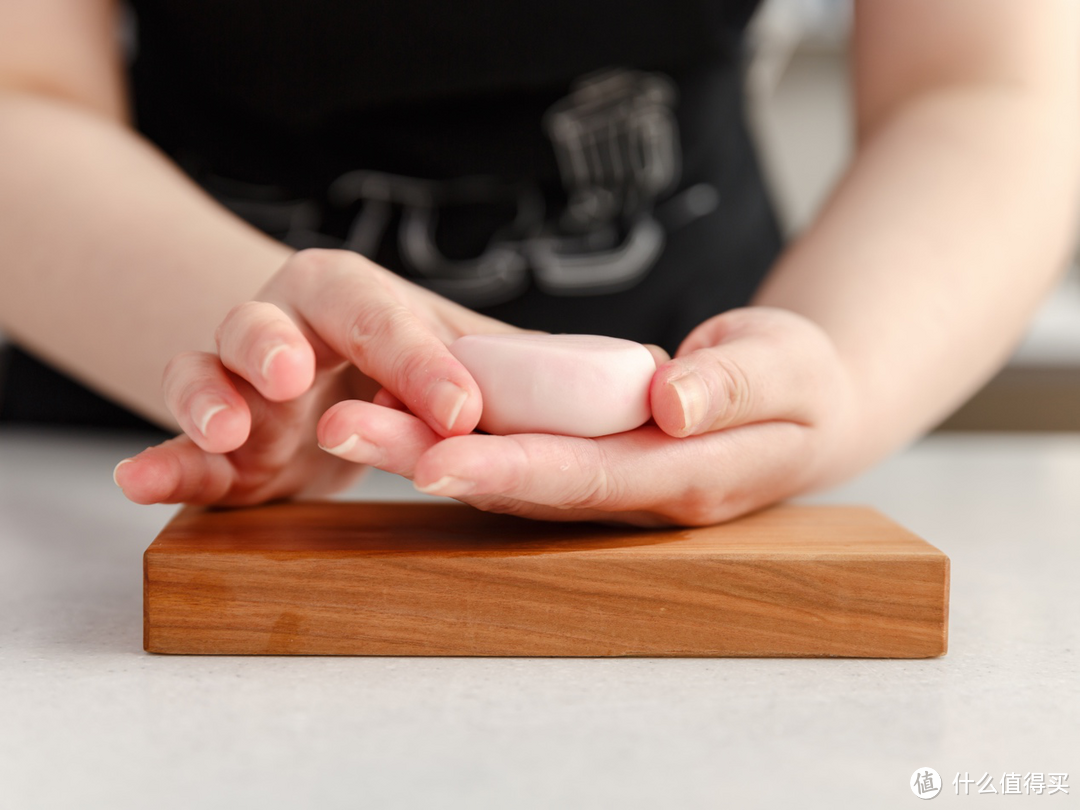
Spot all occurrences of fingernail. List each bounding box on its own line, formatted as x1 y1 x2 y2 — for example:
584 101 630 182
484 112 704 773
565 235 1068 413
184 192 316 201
427 379 468 432
260 343 290 381
319 434 359 456
318 434 382 464
113 458 134 488
415 475 475 497
670 372 709 435
193 400 229 437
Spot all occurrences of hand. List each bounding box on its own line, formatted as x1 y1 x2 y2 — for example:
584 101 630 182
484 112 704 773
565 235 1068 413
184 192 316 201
316 307 859 525
114 249 520 505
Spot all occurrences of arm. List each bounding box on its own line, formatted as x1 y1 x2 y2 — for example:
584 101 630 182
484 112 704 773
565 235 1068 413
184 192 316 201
2 1 515 505
753 0 1080 479
0 0 292 428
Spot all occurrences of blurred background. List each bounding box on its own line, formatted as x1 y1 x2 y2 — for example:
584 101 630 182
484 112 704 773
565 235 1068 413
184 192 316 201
746 0 1080 431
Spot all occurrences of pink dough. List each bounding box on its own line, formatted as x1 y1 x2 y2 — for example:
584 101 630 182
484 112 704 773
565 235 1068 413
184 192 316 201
449 334 657 437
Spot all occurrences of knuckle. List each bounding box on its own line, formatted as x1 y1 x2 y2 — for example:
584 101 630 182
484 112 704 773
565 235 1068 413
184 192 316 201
162 352 216 414
382 345 436 403
288 248 377 284
565 444 622 510
288 248 336 277
217 301 264 342
705 353 755 426
346 299 415 365
662 486 730 527
391 345 434 392
161 354 182 386
162 350 201 388
280 248 346 293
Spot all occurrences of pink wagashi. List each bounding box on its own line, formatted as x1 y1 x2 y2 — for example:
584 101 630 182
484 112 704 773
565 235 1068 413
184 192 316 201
449 334 657 437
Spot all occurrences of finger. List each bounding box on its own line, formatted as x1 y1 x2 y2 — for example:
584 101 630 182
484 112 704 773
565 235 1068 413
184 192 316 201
413 432 613 506
411 423 816 525
372 387 409 412
161 351 252 453
215 301 316 402
317 399 440 478
651 309 836 437
277 250 482 436
413 429 691 509
643 343 671 366
113 435 238 505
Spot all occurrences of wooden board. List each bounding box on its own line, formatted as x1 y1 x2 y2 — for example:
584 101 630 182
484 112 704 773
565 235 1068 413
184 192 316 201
143 502 949 658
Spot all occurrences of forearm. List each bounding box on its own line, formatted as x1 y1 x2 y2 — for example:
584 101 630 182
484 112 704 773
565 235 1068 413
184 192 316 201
754 81 1080 475
0 92 293 428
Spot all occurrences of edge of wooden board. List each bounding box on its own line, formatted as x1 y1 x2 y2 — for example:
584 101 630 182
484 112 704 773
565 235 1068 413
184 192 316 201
144 502 950 658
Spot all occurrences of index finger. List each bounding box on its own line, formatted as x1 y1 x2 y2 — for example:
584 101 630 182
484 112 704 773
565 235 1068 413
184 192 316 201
274 250 483 436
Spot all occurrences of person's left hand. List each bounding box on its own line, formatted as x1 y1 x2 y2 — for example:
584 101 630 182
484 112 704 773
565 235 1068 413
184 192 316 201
317 307 859 526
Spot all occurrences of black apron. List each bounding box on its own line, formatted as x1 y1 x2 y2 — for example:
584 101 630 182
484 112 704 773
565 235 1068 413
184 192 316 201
0 0 780 427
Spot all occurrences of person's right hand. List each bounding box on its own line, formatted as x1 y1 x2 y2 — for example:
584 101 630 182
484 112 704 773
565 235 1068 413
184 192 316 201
113 248 521 506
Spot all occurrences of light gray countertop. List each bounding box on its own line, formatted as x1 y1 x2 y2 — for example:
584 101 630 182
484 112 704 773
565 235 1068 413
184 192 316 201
1 427 1077 808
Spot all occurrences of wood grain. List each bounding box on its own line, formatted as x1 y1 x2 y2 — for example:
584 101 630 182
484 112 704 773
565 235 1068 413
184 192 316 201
143 502 949 657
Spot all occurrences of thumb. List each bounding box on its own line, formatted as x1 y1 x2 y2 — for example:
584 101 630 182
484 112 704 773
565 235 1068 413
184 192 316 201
650 310 835 437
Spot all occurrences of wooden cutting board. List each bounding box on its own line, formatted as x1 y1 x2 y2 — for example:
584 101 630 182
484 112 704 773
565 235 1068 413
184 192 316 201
143 502 949 657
